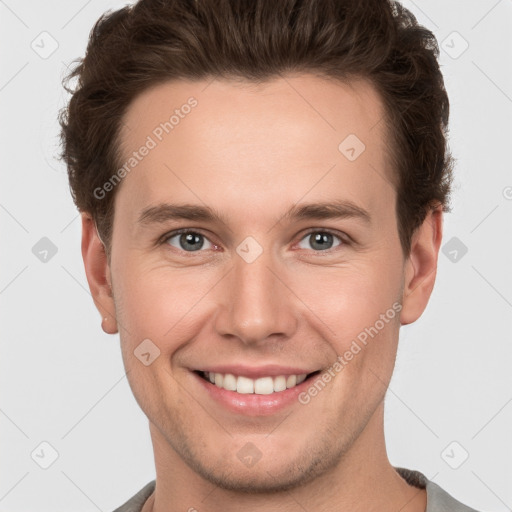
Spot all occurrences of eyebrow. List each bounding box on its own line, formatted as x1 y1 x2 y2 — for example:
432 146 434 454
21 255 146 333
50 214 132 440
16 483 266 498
137 200 371 227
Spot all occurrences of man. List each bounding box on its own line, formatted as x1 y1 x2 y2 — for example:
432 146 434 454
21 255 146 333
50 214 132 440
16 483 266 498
59 0 480 510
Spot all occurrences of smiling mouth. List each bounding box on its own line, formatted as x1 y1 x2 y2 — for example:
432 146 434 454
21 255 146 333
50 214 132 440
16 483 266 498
194 370 321 395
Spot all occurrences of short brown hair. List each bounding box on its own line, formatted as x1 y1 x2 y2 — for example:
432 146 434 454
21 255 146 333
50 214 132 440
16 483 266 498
59 0 454 257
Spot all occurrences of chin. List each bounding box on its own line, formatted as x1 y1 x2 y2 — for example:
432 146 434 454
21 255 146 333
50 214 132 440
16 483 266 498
180 439 341 495
195 464 319 494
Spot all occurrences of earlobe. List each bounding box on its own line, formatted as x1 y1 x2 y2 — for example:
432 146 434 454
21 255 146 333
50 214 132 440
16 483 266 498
400 205 443 326
81 213 118 334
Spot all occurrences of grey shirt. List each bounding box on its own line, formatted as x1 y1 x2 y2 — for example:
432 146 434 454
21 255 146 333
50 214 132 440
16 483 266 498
113 467 480 511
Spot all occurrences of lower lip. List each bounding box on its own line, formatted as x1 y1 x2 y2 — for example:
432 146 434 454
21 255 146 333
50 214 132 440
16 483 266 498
192 371 317 416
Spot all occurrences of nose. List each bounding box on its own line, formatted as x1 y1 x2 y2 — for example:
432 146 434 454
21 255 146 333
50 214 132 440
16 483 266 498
213 246 298 346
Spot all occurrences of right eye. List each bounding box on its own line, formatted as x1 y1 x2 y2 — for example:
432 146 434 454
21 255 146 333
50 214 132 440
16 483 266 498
163 229 216 252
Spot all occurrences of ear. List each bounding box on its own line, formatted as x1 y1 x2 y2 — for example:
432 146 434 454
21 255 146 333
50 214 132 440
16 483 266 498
81 212 118 334
400 205 443 326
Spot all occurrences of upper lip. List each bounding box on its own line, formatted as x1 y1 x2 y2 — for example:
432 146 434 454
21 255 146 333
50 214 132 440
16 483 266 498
194 364 321 379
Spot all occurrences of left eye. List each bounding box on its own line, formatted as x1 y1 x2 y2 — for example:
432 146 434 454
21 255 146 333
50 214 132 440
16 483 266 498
297 231 343 251
165 231 214 252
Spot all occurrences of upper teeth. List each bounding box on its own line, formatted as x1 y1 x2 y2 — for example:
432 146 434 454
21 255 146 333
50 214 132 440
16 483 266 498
205 372 308 394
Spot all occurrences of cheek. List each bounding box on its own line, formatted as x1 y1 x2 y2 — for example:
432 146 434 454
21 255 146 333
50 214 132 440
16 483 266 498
291 261 402 336
111 264 195 411
113 260 204 339
289 261 404 395
297 265 402 402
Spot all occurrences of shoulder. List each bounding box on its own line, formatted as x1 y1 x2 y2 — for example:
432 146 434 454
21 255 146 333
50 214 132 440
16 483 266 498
395 467 482 512
112 480 156 512
424 478 481 512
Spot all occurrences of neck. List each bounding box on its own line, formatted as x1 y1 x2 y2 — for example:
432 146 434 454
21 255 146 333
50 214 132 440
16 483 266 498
147 402 426 512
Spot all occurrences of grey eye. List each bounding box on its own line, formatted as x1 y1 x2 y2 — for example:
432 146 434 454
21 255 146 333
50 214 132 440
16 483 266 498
297 232 342 251
166 231 214 252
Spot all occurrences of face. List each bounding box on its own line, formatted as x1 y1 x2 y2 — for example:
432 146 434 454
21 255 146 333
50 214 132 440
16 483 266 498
84 73 439 492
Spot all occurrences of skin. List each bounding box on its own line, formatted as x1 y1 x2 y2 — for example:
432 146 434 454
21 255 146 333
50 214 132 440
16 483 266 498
81 73 443 512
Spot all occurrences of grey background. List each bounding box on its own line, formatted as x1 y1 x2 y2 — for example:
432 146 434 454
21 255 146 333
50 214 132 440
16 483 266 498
1 0 511 510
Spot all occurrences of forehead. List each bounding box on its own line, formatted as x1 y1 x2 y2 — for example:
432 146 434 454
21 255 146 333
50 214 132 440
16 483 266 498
115 74 395 224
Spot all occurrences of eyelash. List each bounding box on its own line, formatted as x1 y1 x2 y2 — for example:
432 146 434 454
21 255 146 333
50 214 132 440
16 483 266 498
158 228 350 254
